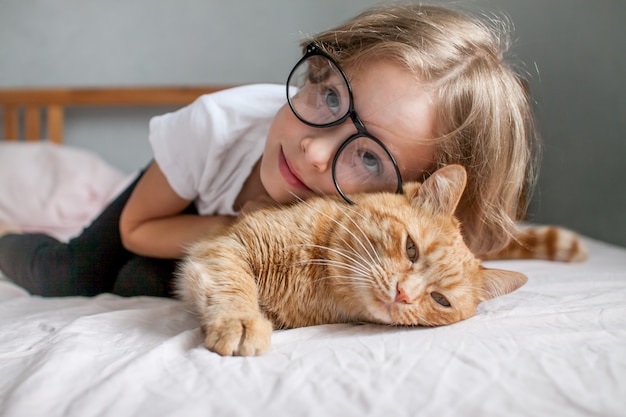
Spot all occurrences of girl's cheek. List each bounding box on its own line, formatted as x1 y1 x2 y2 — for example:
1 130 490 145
271 105 299 132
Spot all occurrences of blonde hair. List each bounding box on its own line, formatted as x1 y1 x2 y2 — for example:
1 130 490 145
306 3 539 256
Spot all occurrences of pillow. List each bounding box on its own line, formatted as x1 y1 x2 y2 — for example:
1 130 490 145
0 142 135 242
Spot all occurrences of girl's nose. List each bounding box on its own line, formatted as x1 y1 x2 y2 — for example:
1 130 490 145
300 121 355 173
300 136 338 173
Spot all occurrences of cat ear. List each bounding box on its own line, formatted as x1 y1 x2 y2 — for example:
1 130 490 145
402 181 422 200
479 268 528 301
412 164 467 215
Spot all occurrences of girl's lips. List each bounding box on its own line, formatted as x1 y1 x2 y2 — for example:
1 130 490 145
279 148 312 192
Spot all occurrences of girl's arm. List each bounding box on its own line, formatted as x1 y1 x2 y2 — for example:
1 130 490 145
119 161 236 259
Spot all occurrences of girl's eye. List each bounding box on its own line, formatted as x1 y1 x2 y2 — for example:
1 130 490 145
431 292 451 308
406 236 418 262
357 150 382 175
324 88 341 114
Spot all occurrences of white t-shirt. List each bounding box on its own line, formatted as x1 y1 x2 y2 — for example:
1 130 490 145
148 84 286 216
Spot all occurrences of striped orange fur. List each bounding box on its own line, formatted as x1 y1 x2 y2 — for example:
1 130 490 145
176 165 533 356
484 225 588 262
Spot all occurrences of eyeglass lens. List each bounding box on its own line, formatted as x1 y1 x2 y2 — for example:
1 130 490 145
287 53 401 198
287 54 350 126
333 136 402 195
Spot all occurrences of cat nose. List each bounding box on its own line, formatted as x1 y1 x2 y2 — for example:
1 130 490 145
395 284 413 304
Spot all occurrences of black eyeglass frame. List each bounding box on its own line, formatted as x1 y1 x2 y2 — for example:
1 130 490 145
286 43 404 204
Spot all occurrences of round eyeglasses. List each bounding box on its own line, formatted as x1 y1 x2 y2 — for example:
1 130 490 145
286 43 403 204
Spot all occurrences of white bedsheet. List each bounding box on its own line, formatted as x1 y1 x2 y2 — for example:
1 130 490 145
1 236 625 417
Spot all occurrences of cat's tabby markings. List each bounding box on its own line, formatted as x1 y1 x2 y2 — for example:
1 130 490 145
486 226 587 262
176 165 586 356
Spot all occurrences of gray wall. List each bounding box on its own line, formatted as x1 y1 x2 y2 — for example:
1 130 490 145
1 0 625 248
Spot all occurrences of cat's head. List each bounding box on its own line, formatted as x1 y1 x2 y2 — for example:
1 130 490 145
327 164 527 327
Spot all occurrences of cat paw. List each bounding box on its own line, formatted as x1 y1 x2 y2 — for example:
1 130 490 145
203 313 273 356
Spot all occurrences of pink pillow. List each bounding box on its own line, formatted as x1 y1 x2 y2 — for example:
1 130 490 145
0 142 133 241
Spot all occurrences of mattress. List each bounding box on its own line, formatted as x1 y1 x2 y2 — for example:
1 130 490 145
0 143 624 416
1 235 625 417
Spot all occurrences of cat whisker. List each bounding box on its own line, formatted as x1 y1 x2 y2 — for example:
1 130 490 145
288 243 373 276
301 258 374 280
333 211 380 267
314 274 371 283
313 275 372 288
289 195 380 269
335 235 378 272
340 204 383 266
292 238 373 273
292 258 372 278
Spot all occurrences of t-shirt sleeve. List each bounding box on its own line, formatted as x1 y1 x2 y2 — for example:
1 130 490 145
148 84 286 207
148 92 230 200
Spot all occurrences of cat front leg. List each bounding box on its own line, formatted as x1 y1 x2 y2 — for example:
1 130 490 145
202 309 273 356
176 239 273 356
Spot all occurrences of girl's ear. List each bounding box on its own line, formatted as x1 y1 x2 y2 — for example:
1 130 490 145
479 268 528 301
411 164 467 215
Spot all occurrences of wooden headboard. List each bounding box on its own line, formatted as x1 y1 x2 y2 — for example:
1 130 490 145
0 86 233 143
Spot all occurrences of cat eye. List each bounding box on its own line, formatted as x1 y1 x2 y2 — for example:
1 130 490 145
406 237 418 263
431 292 451 308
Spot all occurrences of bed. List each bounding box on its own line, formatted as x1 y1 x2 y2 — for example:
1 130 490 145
1 87 625 417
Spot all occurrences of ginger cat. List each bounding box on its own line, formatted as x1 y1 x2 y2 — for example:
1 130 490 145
177 164 568 356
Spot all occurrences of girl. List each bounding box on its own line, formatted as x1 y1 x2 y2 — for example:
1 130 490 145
0 3 537 297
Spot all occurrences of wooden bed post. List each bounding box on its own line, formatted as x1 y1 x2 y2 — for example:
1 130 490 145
3 105 19 141
47 105 64 144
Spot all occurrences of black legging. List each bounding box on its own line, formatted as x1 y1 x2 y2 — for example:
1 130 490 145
0 167 196 297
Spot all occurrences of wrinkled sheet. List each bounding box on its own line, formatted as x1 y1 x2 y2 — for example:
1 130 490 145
1 236 625 417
